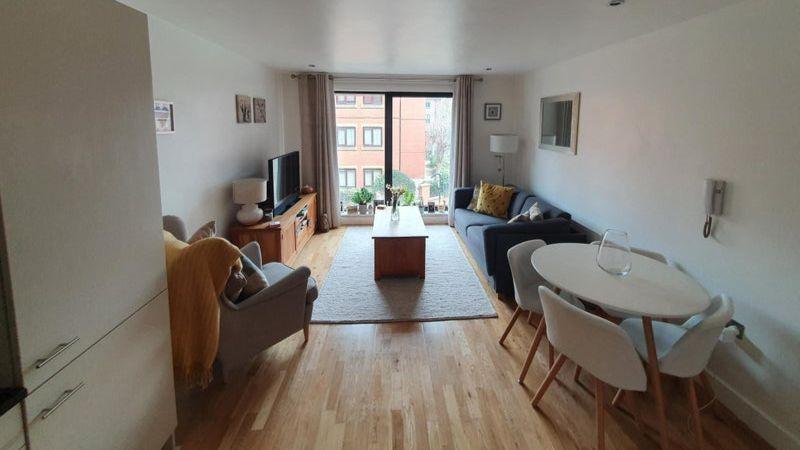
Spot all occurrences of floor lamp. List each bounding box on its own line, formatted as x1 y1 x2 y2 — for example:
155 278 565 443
490 134 518 186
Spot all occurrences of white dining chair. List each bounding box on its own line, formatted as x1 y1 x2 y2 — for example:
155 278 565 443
532 286 647 450
501 240 585 384
619 294 734 449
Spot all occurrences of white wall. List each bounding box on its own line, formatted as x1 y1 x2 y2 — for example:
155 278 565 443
517 0 800 446
148 17 285 235
471 75 522 186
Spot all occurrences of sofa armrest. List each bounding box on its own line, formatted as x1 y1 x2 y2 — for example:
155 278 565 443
223 265 311 311
453 187 475 210
482 219 572 275
240 241 262 266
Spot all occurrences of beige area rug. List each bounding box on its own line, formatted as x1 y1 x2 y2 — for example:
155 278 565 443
311 225 497 323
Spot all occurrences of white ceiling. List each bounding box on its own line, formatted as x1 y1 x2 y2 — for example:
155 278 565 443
120 0 741 75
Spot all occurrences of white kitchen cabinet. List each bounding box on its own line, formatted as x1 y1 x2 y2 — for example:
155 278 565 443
0 0 167 392
0 405 25 450
25 292 175 450
0 1 178 449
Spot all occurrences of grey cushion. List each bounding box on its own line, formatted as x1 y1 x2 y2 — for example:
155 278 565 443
454 208 506 237
188 220 216 243
262 262 318 303
520 197 570 220
224 270 246 302
507 191 531 217
240 254 269 299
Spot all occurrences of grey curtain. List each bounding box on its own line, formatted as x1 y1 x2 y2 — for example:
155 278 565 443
298 73 340 230
448 75 473 226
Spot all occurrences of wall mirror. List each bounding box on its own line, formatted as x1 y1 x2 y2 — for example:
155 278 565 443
539 92 580 154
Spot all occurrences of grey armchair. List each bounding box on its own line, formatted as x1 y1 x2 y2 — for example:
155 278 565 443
163 216 319 382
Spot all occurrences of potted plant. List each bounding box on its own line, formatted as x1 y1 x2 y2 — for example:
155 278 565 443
401 190 415 206
351 188 374 215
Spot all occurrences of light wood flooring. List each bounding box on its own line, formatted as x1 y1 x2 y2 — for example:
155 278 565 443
175 226 770 450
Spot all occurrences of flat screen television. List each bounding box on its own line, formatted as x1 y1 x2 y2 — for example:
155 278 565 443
267 151 300 215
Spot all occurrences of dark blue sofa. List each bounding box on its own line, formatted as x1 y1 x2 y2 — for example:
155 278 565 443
453 187 587 299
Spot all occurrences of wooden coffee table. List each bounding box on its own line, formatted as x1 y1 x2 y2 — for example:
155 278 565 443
372 206 428 280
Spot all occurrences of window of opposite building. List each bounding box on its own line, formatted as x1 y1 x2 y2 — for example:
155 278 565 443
335 94 356 106
363 127 383 148
363 168 383 187
362 95 384 107
337 126 356 148
339 168 356 187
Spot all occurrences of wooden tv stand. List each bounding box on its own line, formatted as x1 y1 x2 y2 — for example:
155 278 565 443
229 193 317 265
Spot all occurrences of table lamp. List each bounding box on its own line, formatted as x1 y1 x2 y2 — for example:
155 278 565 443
233 178 267 225
490 134 518 186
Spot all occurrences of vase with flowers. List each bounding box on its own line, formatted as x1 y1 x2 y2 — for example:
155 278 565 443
386 184 407 221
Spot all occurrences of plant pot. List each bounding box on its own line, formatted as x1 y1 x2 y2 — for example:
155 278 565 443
358 204 368 215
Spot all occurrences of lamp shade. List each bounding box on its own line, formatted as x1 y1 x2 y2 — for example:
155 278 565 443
489 134 519 154
232 178 267 204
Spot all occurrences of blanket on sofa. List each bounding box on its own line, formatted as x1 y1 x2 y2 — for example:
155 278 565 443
163 231 242 388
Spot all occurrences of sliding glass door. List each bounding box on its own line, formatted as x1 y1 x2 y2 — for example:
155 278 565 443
335 92 453 216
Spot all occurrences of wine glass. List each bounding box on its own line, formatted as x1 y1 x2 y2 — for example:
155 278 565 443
597 229 632 276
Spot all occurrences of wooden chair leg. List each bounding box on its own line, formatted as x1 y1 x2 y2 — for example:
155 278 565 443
611 388 624 407
527 310 534 325
642 317 668 449
303 323 310 342
531 353 567 407
573 365 582 383
518 317 547 384
595 378 606 450
699 371 715 400
687 377 705 449
548 343 554 368
623 390 644 433
499 306 523 345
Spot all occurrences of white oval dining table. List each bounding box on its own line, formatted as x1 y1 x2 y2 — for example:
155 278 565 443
531 243 710 450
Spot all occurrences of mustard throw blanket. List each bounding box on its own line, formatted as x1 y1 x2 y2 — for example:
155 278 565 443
163 231 242 388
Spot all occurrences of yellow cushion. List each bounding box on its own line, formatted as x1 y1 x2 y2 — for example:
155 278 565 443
474 182 514 218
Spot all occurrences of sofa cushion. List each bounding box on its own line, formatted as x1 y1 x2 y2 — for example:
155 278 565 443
188 220 216 243
466 182 481 210
520 196 571 220
454 208 506 237
240 254 269 300
508 191 532 217
475 183 515 218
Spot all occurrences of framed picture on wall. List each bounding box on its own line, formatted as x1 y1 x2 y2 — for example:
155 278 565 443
253 97 266 123
236 94 252 123
484 103 502 120
154 100 174 134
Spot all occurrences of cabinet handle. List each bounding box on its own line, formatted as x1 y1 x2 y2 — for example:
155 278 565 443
35 336 79 369
40 382 85 420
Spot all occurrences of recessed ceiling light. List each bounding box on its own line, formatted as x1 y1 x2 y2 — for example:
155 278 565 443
485 67 492 71
308 64 316 68
608 0 625 6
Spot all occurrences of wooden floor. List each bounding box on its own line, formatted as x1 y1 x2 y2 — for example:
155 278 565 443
175 227 770 450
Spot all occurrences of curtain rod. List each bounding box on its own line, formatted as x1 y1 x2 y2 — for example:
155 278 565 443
289 74 484 82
